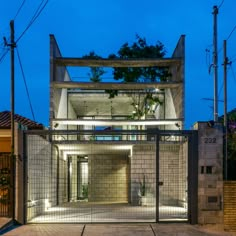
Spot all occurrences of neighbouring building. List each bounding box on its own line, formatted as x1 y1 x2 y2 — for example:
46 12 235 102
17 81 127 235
0 111 43 221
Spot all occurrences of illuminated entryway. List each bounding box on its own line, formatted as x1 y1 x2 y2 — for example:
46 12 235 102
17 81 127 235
24 130 197 223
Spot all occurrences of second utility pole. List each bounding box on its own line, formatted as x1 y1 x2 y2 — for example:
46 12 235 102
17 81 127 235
213 5 219 122
223 40 228 180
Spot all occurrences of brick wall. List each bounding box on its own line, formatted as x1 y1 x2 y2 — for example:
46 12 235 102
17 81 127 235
224 181 236 231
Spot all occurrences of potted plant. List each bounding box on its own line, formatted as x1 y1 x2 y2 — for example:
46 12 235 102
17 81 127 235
139 174 148 206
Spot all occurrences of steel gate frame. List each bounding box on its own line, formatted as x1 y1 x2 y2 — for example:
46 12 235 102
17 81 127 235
156 130 198 224
23 129 198 224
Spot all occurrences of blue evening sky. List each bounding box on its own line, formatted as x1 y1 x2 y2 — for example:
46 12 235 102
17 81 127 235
0 0 235 129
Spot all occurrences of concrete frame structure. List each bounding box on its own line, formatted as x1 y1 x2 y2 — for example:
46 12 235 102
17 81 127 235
49 34 185 131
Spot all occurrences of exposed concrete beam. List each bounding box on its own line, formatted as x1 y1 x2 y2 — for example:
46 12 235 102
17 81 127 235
52 119 183 126
54 57 182 67
52 81 181 90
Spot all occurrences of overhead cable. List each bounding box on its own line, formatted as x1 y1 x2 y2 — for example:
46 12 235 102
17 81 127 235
16 46 36 121
16 0 49 43
14 0 26 20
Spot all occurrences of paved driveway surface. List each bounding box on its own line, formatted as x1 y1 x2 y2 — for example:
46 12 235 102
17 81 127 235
2 223 236 236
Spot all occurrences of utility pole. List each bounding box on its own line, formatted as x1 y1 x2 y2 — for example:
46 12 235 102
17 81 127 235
10 19 16 221
5 20 16 221
223 40 228 180
213 5 218 122
10 20 15 158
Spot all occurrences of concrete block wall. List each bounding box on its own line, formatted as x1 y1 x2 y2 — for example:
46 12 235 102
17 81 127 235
131 144 156 206
194 122 223 224
131 142 187 207
159 144 179 205
27 135 52 221
159 142 187 206
88 154 128 202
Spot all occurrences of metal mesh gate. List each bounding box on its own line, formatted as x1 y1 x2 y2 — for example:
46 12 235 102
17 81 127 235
24 130 197 223
158 134 188 221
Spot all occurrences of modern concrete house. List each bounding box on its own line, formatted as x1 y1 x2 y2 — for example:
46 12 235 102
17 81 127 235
22 35 224 225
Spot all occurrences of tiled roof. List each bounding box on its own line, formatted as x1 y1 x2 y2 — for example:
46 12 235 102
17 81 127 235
0 111 44 129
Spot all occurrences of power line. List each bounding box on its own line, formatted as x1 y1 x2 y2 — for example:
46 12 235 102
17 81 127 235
229 64 236 82
230 53 236 62
226 25 236 41
0 48 10 64
14 0 26 20
217 25 236 56
0 0 26 63
218 0 225 9
16 0 49 43
218 80 223 98
0 1 49 64
16 46 36 121
231 57 236 63
0 36 11 64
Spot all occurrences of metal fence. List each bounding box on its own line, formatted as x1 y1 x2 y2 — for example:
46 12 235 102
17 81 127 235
0 153 12 217
24 129 198 223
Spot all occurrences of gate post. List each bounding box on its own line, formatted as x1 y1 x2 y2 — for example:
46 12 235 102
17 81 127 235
194 122 223 224
155 132 159 222
188 130 198 224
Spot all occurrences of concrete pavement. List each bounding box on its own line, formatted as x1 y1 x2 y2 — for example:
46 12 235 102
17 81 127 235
1 223 236 236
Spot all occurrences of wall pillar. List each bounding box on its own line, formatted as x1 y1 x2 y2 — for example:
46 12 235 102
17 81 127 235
194 122 223 224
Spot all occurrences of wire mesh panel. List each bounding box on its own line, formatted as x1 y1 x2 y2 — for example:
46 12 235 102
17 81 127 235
158 135 188 221
26 134 54 222
25 130 157 223
0 153 11 217
25 130 197 223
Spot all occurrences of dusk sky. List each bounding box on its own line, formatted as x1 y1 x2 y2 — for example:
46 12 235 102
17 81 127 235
0 0 235 129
